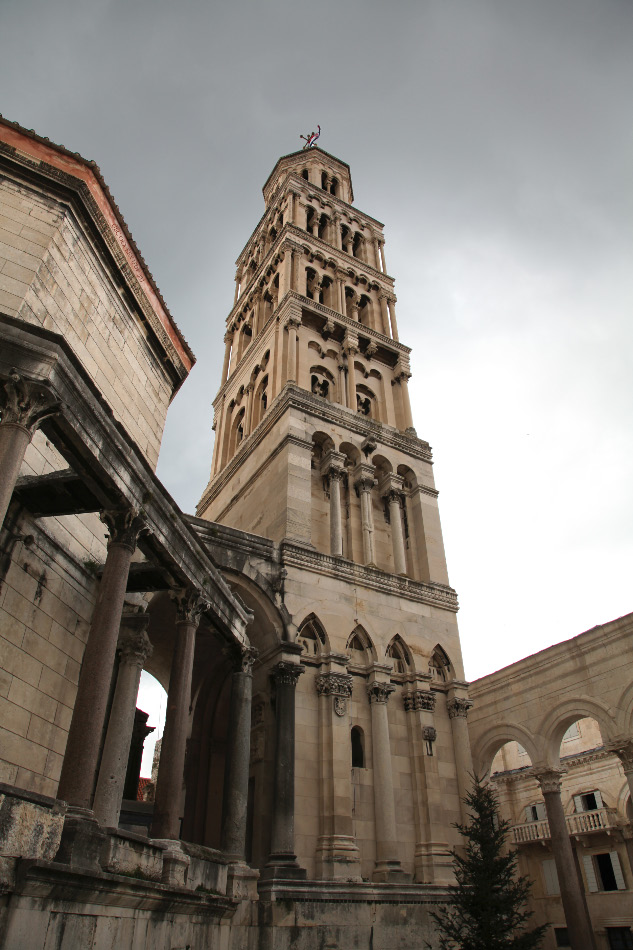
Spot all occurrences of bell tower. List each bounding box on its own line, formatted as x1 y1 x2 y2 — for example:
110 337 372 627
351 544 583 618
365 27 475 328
196 146 472 885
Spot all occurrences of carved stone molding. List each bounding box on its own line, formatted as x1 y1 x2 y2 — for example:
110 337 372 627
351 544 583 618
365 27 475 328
423 726 437 743
171 587 211 626
0 370 61 433
272 660 305 688
316 672 353 717
100 508 148 552
367 682 395 705
447 697 473 720
117 621 153 669
404 690 436 713
533 767 566 794
239 645 259 676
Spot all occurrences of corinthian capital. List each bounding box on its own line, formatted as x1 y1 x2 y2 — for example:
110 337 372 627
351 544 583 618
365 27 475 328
1 370 61 432
100 507 148 551
606 739 633 772
447 697 473 719
171 587 210 625
532 767 566 794
367 681 395 705
272 660 305 688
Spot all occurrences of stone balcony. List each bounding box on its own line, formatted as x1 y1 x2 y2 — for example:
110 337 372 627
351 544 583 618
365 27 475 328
512 808 621 844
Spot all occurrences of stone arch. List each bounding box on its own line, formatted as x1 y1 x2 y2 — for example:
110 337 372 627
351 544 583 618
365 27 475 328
251 373 269 429
297 613 329 658
338 440 361 466
385 634 412 675
617 680 633 735
429 644 453 683
346 624 377 667
372 453 393 477
221 569 288 651
537 697 621 766
310 365 335 402
471 723 542 779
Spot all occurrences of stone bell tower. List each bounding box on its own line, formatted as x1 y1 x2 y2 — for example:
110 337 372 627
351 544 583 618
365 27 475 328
196 146 473 886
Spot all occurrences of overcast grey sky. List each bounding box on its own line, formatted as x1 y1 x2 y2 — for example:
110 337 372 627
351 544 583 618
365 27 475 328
2 0 632 685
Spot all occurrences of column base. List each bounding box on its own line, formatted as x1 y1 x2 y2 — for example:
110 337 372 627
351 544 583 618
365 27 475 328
152 838 190 888
315 835 362 881
54 806 106 873
260 852 307 882
372 860 412 884
226 862 260 900
414 843 454 884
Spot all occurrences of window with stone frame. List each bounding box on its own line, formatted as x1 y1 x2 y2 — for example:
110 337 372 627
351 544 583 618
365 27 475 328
582 851 626 892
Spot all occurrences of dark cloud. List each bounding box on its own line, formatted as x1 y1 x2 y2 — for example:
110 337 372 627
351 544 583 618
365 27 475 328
2 0 631 678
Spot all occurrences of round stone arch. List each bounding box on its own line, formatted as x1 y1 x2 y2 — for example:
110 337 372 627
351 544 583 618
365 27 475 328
616 680 633 736
471 723 542 779
537 696 621 767
221 568 290 652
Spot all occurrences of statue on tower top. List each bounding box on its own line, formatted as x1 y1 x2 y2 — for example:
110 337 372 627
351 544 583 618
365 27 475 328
300 125 321 149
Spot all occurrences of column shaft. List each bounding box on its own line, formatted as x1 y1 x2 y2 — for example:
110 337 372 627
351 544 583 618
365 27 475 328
264 660 305 878
287 322 298 383
57 511 145 810
0 423 31 529
368 681 407 881
399 376 414 430
221 334 232 385
536 772 597 950
447 698 474 824
93 619 151 827
221 652 255 861
388 494 407 575
152 599 204 840
346 352 357 410
357 482 376 566
329 473 343 557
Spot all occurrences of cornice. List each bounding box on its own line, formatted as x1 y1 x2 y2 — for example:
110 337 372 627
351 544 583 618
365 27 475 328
199 383 433 514
0 115 194 385
281 541 459 613
262 147 355 204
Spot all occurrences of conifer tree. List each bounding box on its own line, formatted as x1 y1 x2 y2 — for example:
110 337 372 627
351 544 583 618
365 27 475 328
430 778 548 950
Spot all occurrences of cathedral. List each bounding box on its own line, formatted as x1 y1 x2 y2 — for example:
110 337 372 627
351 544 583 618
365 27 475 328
0 115 631 950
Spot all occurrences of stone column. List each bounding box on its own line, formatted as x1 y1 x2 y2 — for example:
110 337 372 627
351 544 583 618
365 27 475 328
321 450 346 557
0 370 60 528
151 589 209 841
378 294 391 337
123 709 154 800
395 359 415 433
93 612 153 828
387 297 399 341
233 275 240 305
315 667 361 880
243 383 254 437
332 213 342 250
221 646 257 862
263 655 306 880
286 191 295 226
337 361 348 408
404 688 452 883
221 332 232 385
286 314 301 383
57 508 147 811
379 474 407 576
533 768 597 950
446 693 474 824
379 241 387 273
606 740 633 877
373 236 382 271
344 332 358 412
368 672 409 882
354 464 377 566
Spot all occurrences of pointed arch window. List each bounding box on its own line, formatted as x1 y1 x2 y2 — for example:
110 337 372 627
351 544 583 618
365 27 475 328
298 614 327 657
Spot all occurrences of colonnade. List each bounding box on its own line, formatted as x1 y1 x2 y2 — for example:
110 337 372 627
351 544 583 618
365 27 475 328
0 370 307 885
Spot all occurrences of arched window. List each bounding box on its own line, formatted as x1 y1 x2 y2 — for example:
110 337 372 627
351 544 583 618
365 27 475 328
356 385 375 418
302 168 309 181
298 615 327 657
321 171 328 190
351 726 365 768
330 178 338 197
318 214 329 241
429 646 452 682
352 232 362 259
386 637 411 674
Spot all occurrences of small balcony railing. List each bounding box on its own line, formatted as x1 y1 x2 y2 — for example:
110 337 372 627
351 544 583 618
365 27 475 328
512 807 620 844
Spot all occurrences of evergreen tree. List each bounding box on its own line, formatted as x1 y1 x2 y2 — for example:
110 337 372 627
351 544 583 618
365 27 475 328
430 778 548 950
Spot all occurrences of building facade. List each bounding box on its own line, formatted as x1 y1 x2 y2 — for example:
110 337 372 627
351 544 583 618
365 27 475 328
468 613 633 950
0 122 472 948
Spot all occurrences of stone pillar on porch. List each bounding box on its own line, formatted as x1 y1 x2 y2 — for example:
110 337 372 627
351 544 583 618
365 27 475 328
93 610 153 828
221 644 260 899
315 661 361 880
55 507 147 871
404 684 453 883
152 589 209 885
367 666 410 882
379 473 407 576
0 370 60 528
262 645 306 881
533 768 597 950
